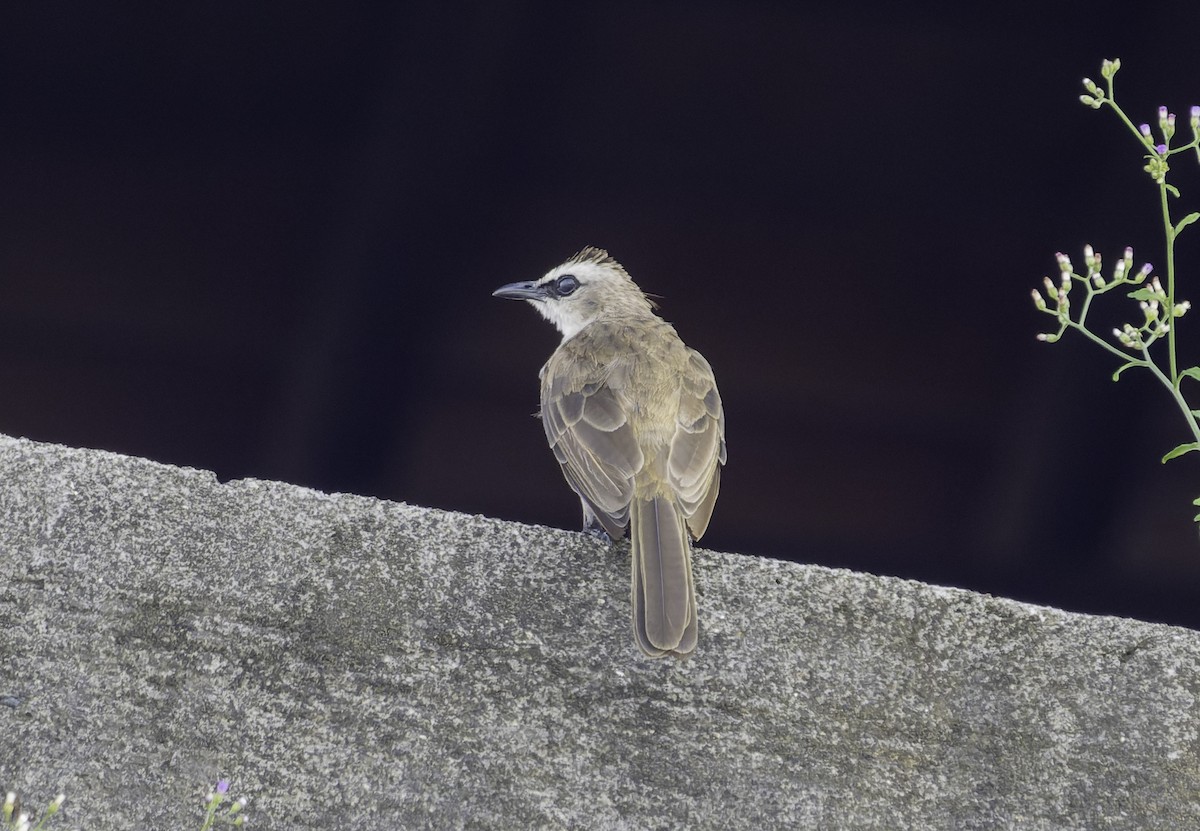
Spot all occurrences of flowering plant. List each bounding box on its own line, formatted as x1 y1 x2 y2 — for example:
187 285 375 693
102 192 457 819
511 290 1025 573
1033 58 1200 520
200 779 248 829
3 792 63 831
3 780 248 829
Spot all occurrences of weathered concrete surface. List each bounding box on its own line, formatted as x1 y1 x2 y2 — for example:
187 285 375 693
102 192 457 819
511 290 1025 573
0 434 1197 830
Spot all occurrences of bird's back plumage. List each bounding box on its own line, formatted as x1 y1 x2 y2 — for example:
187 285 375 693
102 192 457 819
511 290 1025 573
496 247 725 658
540 316 724 656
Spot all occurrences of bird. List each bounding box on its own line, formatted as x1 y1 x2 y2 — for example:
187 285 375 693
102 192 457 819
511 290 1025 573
493 247 726 657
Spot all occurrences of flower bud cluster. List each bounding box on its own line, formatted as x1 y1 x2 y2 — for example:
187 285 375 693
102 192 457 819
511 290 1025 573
1079 77 1104 110
1079 59 1199 168
1114 246 1134 281
1139 275 1191 316
1113 322 1146 349
2 792 64 831
1032 251 1081 341
1079 60 1120 108
1144 155 1170 184
1112 272 1191 351
1140 100 1200 180
1140 103 1193 155
1083 244 1106 287
1159 106 1177 142
1032 246 1169 346
202 779 249 828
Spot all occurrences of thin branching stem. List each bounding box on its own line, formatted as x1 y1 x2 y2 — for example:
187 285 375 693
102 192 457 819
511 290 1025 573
1037 59 1200 510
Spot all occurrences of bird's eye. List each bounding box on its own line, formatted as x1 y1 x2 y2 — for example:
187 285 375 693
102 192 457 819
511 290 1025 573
555 275 579 296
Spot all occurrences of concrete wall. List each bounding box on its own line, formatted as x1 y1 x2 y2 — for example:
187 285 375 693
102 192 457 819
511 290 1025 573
0 434 1197 829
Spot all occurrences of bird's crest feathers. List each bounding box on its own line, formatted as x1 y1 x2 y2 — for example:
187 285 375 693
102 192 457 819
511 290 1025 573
562 246 630 279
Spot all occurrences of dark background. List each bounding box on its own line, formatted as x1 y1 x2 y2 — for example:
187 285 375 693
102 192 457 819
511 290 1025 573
4 3 1200 629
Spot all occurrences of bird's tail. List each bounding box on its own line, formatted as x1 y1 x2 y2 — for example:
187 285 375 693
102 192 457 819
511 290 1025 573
630 495 697 657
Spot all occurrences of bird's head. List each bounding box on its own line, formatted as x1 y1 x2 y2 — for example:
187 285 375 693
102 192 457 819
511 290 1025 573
493 247 656 340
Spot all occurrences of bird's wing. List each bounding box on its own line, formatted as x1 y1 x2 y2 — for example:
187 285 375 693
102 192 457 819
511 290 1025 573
541 364 643 538
668 349 727 540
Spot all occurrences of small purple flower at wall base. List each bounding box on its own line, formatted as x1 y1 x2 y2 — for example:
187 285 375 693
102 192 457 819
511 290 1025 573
216 780 230 795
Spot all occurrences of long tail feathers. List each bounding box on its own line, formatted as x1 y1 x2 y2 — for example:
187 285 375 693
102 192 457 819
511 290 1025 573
631 496 697 657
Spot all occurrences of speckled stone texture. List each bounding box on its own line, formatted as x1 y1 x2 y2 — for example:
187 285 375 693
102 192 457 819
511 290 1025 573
0 434 1197 830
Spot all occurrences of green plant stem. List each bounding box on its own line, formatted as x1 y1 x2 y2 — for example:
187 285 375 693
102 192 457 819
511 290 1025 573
1099 67 1199 428
201 802 218 831
1147 356 1200 445
1103 72 1149 144
1102 68 1200 387
1059 284 1200 444
1065 312 1147 365
1160 181 1180 381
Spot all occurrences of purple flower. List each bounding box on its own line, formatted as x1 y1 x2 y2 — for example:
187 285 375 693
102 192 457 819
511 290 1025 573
1139 123 1152 136
216 780 230 795
1156 144 1168 154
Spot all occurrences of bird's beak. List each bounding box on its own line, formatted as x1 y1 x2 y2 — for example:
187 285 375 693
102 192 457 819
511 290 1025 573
492 281 548 301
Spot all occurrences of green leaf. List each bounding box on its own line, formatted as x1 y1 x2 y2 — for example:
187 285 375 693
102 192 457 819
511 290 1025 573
1180 367 1200 384
1112 361 1140 381
1161 442 1200 463
1176 212 1200 234
1127 287 1158 301
1192 496 1200 506
1166 184 1182 198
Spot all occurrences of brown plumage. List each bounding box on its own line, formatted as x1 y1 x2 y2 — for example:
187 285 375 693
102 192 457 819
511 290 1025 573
494 247 726 657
